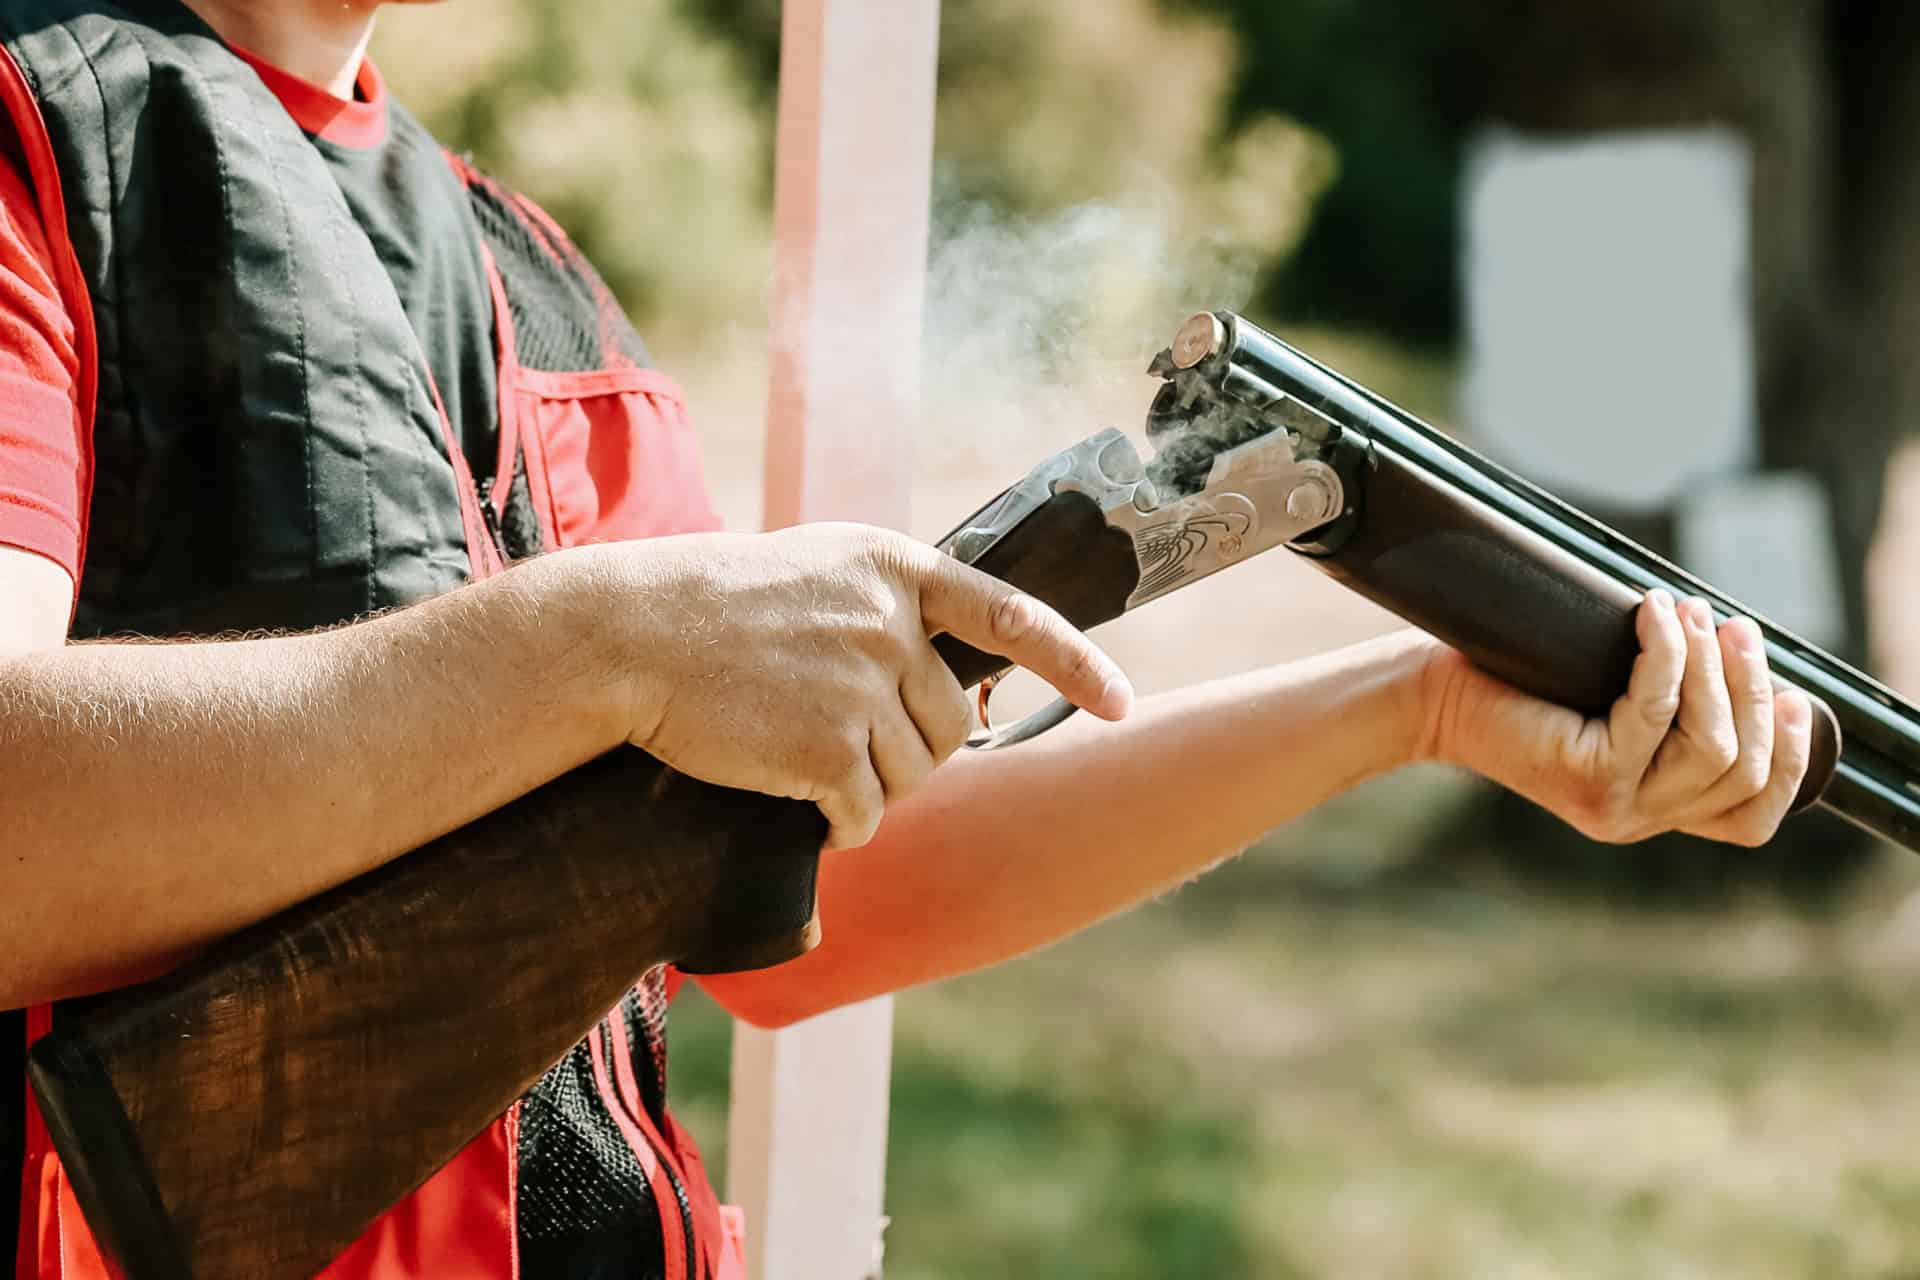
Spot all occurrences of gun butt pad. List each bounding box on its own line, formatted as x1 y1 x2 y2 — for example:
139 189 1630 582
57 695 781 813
1311 445 1841 814
676 877 824 974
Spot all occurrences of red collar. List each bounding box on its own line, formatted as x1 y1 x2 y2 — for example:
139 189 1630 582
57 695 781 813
227 43 388 150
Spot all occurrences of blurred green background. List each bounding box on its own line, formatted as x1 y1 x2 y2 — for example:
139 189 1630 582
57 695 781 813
373 2 1920 1274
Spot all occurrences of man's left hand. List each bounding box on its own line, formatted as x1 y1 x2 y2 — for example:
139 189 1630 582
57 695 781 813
1420 589 1814 847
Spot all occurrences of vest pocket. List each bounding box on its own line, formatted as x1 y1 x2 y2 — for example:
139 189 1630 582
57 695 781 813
513 367 721 549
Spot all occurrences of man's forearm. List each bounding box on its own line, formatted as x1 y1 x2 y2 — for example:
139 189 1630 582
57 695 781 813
701 630 1435 1028
0 551 624 1007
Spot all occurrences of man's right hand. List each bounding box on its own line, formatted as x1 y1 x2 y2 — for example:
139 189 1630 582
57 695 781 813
565 523 1133 850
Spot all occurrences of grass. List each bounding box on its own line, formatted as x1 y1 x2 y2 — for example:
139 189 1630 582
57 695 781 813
668 771 1920 1278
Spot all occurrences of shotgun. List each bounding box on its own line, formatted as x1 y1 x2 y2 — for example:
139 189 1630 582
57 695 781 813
28 311 1920 1279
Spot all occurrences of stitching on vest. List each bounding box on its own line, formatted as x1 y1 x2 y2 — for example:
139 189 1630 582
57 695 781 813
307 105 463 605
317 200 378 614
203 30 328 602
392 120 486 588
392 112 500 586
300 172 383 614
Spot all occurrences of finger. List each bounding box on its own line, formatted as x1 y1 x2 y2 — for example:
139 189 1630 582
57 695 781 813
1604 589 1686 783
869 704 937 804
1687 688 1813 848
900 653 974 763
815 744 886 852
1680 618 1774 816
1646 615 1774 821
1644 596 1739 788
914 550 1132 721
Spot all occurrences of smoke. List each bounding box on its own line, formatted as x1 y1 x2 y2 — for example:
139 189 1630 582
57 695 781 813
917 195 1262 472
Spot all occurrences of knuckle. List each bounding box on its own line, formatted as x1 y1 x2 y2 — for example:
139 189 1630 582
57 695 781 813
987 590 1041 648
1784 705 1816 762
1593 773 1633 815
857 569 902 615
1784 742 1812 792
1641 691 1682 726
1567 779 1625 840
855 527 912 579
1063 640 1100 690
821 728 869 781
1703 731 1740 775
874 611 918 665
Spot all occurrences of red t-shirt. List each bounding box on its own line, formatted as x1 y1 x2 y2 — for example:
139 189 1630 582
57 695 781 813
0 124 82 584
0 51 388 589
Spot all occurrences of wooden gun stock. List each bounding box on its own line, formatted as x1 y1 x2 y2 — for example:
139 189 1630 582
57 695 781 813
26 488 1143 1280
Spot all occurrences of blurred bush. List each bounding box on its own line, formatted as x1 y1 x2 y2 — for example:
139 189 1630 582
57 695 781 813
375 0 776 339
377 0 1336 351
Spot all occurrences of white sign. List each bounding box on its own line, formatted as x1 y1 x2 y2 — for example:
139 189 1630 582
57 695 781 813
1464 128 1755 510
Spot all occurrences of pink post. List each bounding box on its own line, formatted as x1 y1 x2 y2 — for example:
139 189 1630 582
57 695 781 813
760 1 935 534
728 2 939 1277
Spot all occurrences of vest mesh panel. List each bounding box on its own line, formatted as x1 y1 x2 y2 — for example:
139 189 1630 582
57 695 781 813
516 1028 667 1280
461 170 650 374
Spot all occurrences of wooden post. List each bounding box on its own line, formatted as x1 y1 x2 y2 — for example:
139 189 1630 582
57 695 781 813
728 2 940 1277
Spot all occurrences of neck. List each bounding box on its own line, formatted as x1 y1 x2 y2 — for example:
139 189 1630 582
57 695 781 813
180 0 378 97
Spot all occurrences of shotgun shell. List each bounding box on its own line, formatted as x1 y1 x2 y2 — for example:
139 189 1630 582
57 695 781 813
1171 312 1226 370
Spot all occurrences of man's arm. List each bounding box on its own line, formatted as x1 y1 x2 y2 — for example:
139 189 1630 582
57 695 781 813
0 528 1129 1010
0 544 631 1005
703 593 1813 1027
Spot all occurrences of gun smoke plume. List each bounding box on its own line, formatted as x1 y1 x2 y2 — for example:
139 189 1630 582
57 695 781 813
917 197 1262 477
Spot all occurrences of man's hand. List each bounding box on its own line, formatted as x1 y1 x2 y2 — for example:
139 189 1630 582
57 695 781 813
567 523 1133 850
1422 588 1813 846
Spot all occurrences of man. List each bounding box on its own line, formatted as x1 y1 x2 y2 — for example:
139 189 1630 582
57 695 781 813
0 0 1815 1276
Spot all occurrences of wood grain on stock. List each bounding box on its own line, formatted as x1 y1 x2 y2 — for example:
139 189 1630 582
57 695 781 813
28 487 1147 1280
31 749 826 1279
1307 445 1840 812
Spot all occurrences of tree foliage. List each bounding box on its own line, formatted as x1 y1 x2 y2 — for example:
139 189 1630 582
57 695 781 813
1191 1 1474 343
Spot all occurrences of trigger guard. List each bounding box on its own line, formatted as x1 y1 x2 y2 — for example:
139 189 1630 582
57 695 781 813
964 677 1080 752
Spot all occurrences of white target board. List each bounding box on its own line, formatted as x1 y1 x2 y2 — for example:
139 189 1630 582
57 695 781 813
1464 128 1756 509
1463 127 1842 644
